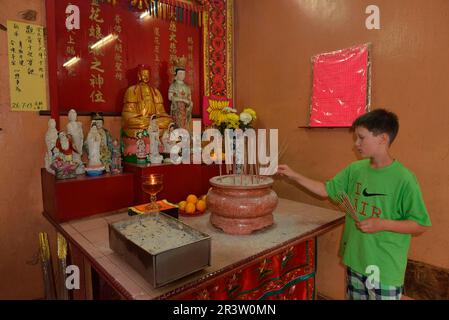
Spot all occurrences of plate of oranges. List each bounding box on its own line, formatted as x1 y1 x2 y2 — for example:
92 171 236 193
178 194 207 216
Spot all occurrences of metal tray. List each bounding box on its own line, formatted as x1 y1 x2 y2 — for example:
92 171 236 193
108 212 211 288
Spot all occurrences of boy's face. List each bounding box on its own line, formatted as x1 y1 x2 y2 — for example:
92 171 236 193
354 126 389 158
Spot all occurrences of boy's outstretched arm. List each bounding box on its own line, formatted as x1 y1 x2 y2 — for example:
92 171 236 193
357 219 429 235
277 164 328 198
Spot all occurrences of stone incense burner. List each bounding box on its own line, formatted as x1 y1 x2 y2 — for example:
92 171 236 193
206 175 279 235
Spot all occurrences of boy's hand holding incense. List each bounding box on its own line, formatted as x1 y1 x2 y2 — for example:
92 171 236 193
357 218 386 233
357 218 428 235
276 164 299 180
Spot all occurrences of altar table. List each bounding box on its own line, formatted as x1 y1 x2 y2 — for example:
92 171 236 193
44 198 344 300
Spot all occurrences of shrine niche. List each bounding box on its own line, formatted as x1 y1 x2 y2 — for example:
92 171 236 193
44 0 233 124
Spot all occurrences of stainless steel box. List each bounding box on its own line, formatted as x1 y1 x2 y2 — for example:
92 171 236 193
108 213 211 288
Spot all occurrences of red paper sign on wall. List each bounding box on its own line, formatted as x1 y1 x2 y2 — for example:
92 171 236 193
309 44 371 127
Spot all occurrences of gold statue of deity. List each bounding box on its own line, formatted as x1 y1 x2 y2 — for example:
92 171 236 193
122 65 173 138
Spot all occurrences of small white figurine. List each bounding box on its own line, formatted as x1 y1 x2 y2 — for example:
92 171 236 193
91 113 113 172
45 118 58 174
162 122 177 154
66 109 85 174
148 115 163 164
85 125 104 176
111 139 122 174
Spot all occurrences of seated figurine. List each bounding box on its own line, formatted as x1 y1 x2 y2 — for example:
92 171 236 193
162 122 177 154
51 132 78 179
121 64 173 164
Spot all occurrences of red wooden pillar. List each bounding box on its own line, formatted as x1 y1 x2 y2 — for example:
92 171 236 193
45 0 60 128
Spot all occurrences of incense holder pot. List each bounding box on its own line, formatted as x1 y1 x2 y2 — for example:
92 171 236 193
207 175 278 235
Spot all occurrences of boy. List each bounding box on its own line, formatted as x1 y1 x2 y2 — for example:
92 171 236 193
277 109 431 300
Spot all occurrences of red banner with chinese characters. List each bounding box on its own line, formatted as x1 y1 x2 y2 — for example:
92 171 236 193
309 44 371 127
55 0 202 115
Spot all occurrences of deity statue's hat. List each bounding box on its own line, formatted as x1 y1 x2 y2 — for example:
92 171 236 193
172 56 187 74
91 112 104 121
137 64 151 73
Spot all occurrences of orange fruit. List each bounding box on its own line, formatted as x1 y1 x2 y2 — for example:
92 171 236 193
185 202 196 214
196 200 206 213
186 194 198 204
178 201 187 211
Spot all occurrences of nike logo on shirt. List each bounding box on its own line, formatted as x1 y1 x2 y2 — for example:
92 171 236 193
362 188 387 197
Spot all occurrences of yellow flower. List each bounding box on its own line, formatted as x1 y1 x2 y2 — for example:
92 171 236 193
226 113 239 123
243 108 257 120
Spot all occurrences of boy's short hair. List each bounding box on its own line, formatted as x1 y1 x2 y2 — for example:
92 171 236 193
351 109 399 144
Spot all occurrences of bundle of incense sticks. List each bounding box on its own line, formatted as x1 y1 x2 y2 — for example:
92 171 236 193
57 233 69 300
218 135 290 185
336 191 360 222
39 232 57 300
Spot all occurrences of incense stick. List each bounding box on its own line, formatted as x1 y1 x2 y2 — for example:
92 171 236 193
57 233 69 300
39 232 57 300
278 140 289 163
336 191 359 222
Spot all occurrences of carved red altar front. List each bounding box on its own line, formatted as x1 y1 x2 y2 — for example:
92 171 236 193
164 239 316 300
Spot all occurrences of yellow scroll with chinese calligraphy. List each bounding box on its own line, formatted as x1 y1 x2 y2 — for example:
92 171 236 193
7 20 48 111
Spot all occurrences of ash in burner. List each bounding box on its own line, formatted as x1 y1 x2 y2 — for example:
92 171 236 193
114 215 201 254
214 175 273 187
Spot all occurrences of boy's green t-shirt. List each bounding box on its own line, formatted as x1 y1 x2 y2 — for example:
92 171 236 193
325 159 431 286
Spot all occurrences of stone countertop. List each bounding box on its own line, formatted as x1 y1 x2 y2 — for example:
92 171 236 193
58 198 344 300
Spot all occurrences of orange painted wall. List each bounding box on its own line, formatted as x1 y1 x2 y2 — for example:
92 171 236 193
234 0 449 299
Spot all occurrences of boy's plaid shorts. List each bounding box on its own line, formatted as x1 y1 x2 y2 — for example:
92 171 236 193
346 268 403 300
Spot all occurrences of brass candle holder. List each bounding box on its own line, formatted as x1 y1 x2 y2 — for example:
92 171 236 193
141 173 164 213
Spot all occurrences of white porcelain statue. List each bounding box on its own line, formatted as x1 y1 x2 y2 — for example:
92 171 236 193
66 109 85 174
148 115 163 164
45 118 58 174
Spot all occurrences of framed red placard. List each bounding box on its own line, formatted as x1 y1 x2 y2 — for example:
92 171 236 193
309 43 371 127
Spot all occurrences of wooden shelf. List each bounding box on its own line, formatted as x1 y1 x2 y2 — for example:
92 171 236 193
41 163 220 222
41 169 135 222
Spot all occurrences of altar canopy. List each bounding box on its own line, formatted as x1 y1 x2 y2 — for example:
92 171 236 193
309 44 371 127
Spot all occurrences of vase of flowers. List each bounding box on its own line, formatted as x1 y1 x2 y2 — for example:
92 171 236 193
209 107 257 134
208 107 257 173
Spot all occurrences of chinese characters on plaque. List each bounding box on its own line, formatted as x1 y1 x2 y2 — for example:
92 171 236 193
89 0 106 104
7 20 48 111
